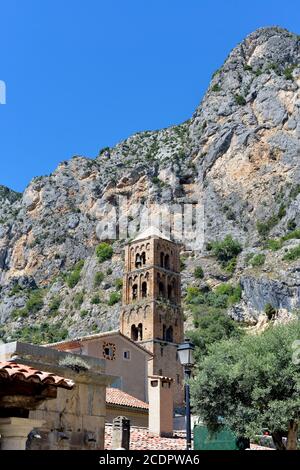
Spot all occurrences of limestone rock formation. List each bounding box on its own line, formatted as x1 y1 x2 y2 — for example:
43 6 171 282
0 27 300 342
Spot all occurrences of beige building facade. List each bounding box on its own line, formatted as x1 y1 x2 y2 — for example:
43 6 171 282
51 331 152 402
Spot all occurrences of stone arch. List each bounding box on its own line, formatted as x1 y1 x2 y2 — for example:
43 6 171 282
132 283 138 300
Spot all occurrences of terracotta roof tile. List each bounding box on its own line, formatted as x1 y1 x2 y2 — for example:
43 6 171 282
105 424 186 450
106 388 149 411
0 362 74 389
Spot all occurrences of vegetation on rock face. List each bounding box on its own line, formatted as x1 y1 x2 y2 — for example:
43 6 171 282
248 253 266 267
208 235 242 272
94 271 104 287
96 243 113 263
190 321 300 450
185 283 242 321
11 322 68 344
66 260 84 288
264 303 277 320
108 291 121 306
283 244 300 261
194 266 204 279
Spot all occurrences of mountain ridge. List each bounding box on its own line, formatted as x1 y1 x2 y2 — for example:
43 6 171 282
0 26 300 343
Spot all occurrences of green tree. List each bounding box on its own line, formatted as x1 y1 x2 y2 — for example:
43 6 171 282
210 235 242 270
191 321 300 450
96 242 113 263
188 310 243 361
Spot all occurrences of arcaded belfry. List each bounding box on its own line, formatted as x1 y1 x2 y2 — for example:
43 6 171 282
120 227 184 405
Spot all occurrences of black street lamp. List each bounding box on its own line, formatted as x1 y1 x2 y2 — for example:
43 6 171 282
177 339 195 450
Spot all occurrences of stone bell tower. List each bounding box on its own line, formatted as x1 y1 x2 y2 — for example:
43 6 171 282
120 227 184 406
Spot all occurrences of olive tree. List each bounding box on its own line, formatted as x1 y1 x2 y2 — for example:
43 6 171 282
190 320 300 450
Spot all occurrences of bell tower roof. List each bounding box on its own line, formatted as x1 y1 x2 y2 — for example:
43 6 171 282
133 226 171 242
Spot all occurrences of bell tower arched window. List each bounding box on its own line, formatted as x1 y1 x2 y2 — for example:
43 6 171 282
166 326 173 342
160 252 164 267
131 324 138 341
165 254 170 270
142 281 147 298
132 284 138 300
159 282 165 298
138 323 143 340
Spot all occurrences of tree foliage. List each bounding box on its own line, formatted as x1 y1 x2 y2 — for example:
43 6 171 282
191 321 300 449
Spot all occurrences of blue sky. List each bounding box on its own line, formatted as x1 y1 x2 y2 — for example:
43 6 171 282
0 0 299 192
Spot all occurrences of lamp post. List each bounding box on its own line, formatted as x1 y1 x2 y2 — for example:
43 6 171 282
177 339 195 450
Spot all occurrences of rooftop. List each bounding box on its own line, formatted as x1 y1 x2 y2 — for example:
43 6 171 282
47 330 153 357
105 424 186 450
0 361 74 389
106 388 149 411
133 226 171 242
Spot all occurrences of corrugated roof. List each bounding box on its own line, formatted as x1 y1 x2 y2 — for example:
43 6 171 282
106 388 149 411
0 361 74 389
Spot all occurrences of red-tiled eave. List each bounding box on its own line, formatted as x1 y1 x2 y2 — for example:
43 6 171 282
106 388 149 411
0 361 74 389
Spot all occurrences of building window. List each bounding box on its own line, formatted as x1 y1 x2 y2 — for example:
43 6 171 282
160 347 164 357
159 369 163 376
102 342 116 360
177 374 180 385
141 252 146 265
142 281 147 298
160 252 164 267
159 281 165 298
166 326 173 342
123 350 131 360
131 324 138 341
138 323 143 341
165 254 170 270
132 284 138 300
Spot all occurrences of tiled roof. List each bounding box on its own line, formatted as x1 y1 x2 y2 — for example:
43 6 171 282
106 388 149 411
0 361 74 389
105 424 186 450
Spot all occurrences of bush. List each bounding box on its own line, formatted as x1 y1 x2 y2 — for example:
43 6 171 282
194 266 204 279
212 84 221 92
49 295 61 314
108 291 121 306
287 219 297 231
250 253 266 267
91 294 101 305
74 291 84 308
185 283 242 319
106 267 113 275
284 66 294 80
94 271 104 287
264 303 277 320
266 239 283 251
283 244 300 261
11 322 68 344
96 243 113 263
26 290 44 314
80 309 89 318
235 94 246 106
66 260 84 289
114 278 123 290
257 206 286 238
210 235 242 269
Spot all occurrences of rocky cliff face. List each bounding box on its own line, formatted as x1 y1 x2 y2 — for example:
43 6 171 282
0 27 300 343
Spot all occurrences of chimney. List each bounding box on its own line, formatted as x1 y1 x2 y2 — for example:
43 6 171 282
111 416 130 450
148 376 173 437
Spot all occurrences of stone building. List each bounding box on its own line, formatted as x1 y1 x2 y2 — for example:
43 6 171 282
49 330 152 402
120 227 184 405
